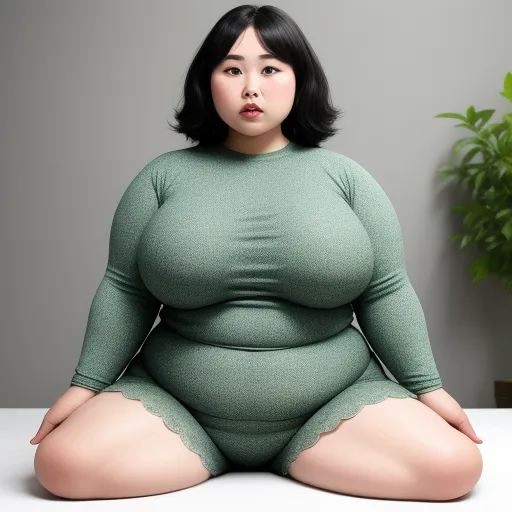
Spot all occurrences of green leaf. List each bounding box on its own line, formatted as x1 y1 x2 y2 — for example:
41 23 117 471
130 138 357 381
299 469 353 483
451 204 471 213
461 147 481 166
463 211 478 227
502 220 512 240
486 241 502 250
461 234 473 248
497 130 512 154
466 106 477 125
500 90 512 102
475 227 488 241
504 72 512 94
455 122 479 134
434 112 467 121
470 256 489 274
436 165 458 177
482 122 507 137
464 163 486 171
497 163 509 179
474 172 485 193
448 233 465 242
453 137 481 155
470 254 491 283
497 208 512 219
474 109 495 128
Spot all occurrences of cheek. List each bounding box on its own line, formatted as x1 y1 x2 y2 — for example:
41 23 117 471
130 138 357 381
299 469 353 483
211 75 233 106
269 74 295 100
266 77 296 114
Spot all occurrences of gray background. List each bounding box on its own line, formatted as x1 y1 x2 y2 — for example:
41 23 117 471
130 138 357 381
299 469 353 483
1 0 511 408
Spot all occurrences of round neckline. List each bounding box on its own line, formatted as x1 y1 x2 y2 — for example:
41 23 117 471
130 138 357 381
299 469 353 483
213 140 298 161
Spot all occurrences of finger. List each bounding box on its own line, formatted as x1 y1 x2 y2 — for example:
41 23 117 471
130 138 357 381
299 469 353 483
30 418 58 445
455 416 483 444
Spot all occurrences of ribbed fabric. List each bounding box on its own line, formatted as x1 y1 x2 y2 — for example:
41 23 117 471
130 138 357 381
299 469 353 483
70 140 442 477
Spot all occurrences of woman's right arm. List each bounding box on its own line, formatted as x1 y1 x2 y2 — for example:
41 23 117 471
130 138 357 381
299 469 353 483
69 153 168 393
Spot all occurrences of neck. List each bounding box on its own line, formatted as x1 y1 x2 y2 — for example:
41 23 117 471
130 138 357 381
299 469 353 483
223 129 290 155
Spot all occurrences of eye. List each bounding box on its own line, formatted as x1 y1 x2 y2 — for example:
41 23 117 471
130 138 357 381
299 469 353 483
263 66 279 75
224 66 280 76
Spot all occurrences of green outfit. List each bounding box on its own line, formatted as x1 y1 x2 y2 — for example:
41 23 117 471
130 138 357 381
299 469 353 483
70 140 442 477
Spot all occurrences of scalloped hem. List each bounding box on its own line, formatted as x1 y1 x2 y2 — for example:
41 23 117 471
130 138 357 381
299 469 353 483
269 385 417 478
99 379 232 477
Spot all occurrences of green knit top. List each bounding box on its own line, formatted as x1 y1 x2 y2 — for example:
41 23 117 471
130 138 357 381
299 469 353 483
70 140 442 396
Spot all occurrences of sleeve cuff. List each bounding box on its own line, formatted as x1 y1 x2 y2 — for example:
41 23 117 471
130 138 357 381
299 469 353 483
412 381 444 396
70 372 113 393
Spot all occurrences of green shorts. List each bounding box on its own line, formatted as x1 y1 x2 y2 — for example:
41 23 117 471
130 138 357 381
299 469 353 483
100 343 417 478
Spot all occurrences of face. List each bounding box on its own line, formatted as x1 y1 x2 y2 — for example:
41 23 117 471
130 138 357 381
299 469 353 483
210 26 296 144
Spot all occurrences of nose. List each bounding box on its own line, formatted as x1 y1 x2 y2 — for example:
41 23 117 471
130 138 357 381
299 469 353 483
243 79 259 98
244 89 258 98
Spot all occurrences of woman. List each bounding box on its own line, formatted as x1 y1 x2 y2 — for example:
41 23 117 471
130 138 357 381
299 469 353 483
31 4 483 502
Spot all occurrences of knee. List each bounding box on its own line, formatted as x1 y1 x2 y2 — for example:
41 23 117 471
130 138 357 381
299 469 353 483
421 439 483 501
34 438 94 499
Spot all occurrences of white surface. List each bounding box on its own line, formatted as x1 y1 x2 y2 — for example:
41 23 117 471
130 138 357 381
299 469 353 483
1 409 509 510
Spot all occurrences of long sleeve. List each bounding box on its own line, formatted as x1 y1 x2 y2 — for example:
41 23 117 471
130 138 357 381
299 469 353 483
347 158 443 396
70 156 164 392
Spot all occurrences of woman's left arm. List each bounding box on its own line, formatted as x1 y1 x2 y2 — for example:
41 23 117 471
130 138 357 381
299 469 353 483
343 156 482 443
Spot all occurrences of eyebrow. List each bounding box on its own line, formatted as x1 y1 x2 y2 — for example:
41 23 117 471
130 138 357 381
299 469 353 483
221 53 277 63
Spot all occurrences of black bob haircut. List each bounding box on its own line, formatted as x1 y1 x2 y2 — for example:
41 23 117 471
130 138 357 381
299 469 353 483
168 4 343 148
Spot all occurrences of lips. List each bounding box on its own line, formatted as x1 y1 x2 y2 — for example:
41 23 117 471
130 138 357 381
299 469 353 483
240 103 263 113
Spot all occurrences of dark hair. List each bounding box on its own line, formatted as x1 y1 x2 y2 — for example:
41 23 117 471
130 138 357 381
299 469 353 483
168 5 343 148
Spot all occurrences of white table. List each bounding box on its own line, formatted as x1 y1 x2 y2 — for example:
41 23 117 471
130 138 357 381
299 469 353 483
2 408 509 510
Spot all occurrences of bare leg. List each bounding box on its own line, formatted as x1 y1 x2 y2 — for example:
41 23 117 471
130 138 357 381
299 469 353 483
34 392 211 500
289 397 483 501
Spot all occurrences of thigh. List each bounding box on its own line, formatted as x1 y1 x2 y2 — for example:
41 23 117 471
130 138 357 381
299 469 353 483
269 355 418 478
34 391 210 498
288 389 483 500
35 355 234 497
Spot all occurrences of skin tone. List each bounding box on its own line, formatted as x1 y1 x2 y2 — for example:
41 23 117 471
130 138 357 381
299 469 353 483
210 25 296 155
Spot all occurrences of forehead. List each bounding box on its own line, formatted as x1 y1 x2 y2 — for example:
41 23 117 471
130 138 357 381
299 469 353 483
226 26 270 59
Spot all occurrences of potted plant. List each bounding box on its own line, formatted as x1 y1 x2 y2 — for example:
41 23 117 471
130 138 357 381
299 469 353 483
434 71 512 407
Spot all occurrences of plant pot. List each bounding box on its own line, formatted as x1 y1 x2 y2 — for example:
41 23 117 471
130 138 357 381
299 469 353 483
494 379 512 407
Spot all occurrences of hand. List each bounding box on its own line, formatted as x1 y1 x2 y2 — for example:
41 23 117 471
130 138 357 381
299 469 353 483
417 388 483 444
30 386 98 445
